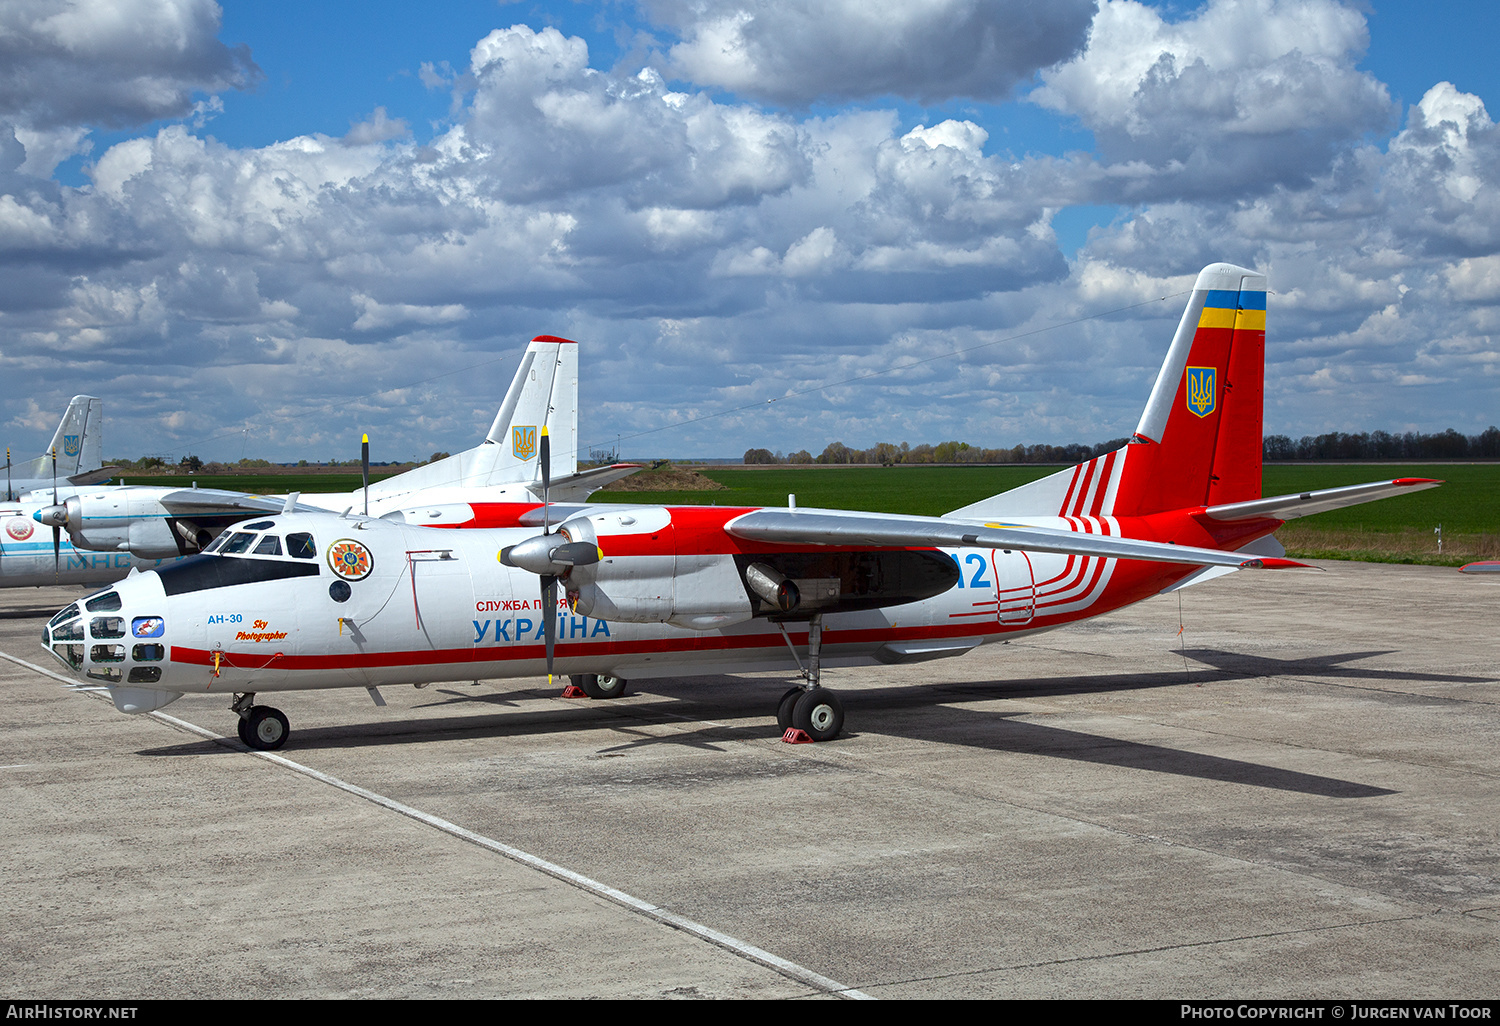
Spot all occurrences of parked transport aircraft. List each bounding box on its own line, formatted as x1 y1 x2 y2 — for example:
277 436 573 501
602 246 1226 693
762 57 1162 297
3 337 634 588
42 264 1439 749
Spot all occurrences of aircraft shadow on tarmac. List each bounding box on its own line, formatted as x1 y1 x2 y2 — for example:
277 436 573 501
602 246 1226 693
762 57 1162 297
127 649 1458 798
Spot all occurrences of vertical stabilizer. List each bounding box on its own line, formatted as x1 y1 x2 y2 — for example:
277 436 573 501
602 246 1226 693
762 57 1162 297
18 395 102 481
1111 263 1266 517
945 263 1266 522
367 336 579 498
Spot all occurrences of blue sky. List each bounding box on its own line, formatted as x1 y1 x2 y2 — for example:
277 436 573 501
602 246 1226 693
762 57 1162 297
3 0 1499 463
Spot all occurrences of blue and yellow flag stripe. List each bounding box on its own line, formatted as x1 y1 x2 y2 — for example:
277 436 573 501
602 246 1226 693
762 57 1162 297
1197 288 1266 331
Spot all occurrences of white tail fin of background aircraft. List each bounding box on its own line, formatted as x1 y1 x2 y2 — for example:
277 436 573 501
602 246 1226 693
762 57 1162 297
365 335 580 503
5 396 106 498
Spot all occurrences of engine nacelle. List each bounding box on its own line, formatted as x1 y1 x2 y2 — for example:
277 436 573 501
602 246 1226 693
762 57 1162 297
60 491 190 559
557 508 756 631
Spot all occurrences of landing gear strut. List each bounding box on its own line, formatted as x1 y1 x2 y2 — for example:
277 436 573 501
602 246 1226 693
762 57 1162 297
232 693 290 751
776 614 845 742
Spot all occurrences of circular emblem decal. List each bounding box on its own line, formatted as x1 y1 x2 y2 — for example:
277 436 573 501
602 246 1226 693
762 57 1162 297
327 539 374 581
5 518 34 541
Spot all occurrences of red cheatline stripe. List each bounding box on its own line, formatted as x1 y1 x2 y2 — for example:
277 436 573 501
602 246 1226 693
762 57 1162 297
170 620 1019 673
1089 450 1118 517
1069 458 1099 518
1058 464 1084 517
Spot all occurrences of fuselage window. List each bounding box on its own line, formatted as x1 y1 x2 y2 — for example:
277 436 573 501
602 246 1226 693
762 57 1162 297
51 620 84 642
253 535 283 556
220 532 258 554
127 667 162 684
132 644 165 662
287 533 316 559
90 644 126 663
90 617 125 639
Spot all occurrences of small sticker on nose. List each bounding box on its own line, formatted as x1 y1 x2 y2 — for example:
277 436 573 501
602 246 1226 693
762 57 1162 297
132 617 164 638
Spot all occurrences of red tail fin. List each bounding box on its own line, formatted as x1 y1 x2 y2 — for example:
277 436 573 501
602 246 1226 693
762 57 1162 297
1111 263 1266 517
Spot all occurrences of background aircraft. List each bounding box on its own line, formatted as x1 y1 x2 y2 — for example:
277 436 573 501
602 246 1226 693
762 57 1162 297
41 264 1439 749
3 337 636 588
2 396 111 502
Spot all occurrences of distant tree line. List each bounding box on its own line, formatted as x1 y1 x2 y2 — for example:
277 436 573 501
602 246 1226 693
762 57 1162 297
1262 428 1500 460
746 438 1133 466
747 426 1500 466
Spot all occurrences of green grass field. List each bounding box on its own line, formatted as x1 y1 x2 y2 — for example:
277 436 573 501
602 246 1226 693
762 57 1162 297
137 462 1497 565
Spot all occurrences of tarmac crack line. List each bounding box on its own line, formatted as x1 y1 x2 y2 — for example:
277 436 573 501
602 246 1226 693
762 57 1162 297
856 909 1443 991
0 648 874 1001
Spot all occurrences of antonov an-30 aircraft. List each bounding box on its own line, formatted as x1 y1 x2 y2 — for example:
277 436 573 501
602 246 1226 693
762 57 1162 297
43 265 1439 749
3 337 635 588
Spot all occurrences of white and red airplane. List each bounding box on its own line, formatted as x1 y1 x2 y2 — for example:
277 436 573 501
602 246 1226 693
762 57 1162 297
41 263 1439 749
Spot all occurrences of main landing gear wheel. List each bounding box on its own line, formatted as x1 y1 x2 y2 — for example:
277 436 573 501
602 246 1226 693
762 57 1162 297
243 706 290 751
792 687 844 743
776 687 803 731
578 674 629 700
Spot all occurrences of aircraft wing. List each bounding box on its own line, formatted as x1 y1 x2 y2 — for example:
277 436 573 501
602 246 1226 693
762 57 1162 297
156 489 336 517
1201 477 1441 522
726 509 1307 570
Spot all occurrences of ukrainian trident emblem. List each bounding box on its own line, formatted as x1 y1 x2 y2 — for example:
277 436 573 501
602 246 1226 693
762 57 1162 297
513 425 537 461
1185 367 1216 418
63 434 81 457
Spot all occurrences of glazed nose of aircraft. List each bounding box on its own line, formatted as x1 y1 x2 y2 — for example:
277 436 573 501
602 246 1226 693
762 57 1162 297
43 572 169 688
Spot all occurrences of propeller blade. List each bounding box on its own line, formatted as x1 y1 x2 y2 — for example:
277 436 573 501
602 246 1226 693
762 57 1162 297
51 447 58 578
540 426 551 534
361 433 370 516
541 574 557 680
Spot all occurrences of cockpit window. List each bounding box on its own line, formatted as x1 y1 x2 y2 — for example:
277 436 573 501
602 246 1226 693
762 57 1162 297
253 535 283 556
155 553 321 596
202 533 229 553
287 533 316 559
50 603 81 627
84 591 122 613
220 532 258 554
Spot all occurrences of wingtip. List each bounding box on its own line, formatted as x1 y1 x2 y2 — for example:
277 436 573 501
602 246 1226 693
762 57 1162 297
1242 557 1322 571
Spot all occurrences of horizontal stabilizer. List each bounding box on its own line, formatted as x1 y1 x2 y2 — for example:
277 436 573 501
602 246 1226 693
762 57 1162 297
527 463 642 502
1201 478 1441 522
728 508 1306 571
67 465 123 486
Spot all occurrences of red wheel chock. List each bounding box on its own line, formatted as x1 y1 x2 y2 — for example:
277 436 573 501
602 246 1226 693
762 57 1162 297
782 728 813 744
560 684 587 698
